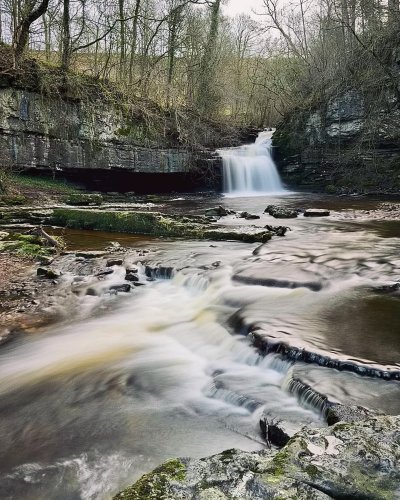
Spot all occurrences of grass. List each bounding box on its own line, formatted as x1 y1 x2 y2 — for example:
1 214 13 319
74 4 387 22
9 174 81 195
0 173 84 206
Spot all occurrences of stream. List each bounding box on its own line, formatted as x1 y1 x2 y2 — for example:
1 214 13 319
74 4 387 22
0 135 399 499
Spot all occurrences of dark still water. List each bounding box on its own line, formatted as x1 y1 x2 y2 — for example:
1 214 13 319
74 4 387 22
0 192 399 499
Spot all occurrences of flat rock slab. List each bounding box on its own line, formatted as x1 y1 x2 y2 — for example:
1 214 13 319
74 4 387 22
233 263 323 291
114 415 400 499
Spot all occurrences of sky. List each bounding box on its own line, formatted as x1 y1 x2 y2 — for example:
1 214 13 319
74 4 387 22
222 0 265 17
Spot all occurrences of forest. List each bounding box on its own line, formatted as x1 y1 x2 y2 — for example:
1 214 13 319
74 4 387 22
1 0 398 129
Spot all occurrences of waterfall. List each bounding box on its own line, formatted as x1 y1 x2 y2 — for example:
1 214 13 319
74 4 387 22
218 130 286 196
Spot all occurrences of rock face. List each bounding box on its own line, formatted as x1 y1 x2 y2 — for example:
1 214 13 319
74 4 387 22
0 88 223 192
114 415 400 500
273 89 400 194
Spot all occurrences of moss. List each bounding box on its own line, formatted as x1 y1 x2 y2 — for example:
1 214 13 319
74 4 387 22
65 193 103 206
0 194 27 205
113 459 186 500
8 233 42 244
51 208 274 243
0 240 55 257
304 464 320 478
0 232 59 257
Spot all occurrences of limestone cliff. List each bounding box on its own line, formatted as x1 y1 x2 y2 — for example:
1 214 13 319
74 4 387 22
0 87 237 192
273 89 400 194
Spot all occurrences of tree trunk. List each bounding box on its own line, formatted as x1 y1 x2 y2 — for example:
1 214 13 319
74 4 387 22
61 0 70 71
12 0 50 67
196 0 221 116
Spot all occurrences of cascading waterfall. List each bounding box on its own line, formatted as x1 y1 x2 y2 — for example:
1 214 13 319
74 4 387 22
218 130 286 196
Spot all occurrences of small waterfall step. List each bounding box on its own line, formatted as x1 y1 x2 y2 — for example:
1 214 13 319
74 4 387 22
218 129 286 196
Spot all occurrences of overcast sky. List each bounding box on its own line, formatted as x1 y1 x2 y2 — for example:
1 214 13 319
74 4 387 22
222 0 265 17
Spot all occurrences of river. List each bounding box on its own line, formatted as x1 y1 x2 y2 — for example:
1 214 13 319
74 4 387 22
0 136 399 499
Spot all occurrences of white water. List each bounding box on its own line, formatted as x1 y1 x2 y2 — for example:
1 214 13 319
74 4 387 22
218 130 286 197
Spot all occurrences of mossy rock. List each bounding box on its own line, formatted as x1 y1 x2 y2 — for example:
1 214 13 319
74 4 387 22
65 193 103 206
51 208 275 243
113 459 186 500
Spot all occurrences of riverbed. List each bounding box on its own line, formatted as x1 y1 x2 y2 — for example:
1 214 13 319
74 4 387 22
0 191 399 499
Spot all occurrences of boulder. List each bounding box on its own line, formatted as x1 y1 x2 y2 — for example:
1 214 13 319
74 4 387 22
238 212 260 220
205 205 235 217
264 205 298 218
106 258 123 267
125 273 139 282
108 283 131 293
37 267 61 279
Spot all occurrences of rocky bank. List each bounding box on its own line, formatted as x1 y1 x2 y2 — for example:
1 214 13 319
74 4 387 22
114 414 400 499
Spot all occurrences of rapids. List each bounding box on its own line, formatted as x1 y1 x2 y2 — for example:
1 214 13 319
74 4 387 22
0 191 399 499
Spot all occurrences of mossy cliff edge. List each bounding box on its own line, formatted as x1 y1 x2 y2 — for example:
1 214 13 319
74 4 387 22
114 415 400 500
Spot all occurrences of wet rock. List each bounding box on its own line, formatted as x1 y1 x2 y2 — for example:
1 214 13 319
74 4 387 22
233 264 323 291
115 415 400 500
126 266 139 274
373 282 400 298
106 258 123 267
75 251 106 259
85 287 99 296
95 269 114 277
260 418 293 448
37 267 61 279
251 330 400 380
203 228 273 243
0 231 9 240
108 283 131 293
325 402 382 425
125 273 139 282
36 255 53 266
264 205 298 218
238 212 260 220
145 265 175 279
205 206 235 217
304 209 330 217
264 224 288 236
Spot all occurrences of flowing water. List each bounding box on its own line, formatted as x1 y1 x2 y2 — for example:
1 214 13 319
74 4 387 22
0 139 400 499
218 130 286 196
